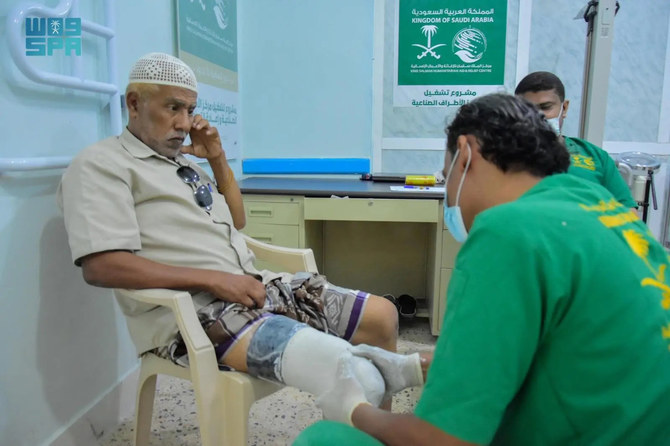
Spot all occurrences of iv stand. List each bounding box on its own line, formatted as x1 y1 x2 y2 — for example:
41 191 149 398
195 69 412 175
579 0 619 147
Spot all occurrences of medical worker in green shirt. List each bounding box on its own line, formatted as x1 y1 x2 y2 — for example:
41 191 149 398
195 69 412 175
515 71 637 209
294 93 670 445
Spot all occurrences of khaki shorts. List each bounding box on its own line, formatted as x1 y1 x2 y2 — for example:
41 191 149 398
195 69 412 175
156 272 369 369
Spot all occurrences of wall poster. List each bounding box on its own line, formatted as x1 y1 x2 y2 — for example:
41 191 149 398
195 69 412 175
177 0 239 158
395 0 508 108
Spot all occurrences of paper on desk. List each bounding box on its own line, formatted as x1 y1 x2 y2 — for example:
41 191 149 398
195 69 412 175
389 186 445 192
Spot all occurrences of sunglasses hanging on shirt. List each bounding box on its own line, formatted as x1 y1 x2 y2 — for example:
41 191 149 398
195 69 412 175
176 165 213 211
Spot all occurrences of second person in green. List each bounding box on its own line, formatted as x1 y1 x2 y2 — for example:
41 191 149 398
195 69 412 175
515 71 637 209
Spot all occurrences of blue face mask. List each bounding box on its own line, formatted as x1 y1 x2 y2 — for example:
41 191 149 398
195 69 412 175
546 103 564 135
443 145 472 243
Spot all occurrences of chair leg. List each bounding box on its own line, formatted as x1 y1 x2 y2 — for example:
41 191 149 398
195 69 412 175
191 376 256 446
192 383 226 446
134 370 158 446
221 378 257 446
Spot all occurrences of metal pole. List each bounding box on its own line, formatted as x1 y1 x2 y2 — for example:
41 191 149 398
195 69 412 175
642 174 651 223
579 0 618 147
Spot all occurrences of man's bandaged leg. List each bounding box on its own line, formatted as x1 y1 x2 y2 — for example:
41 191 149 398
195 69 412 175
246 316 385 406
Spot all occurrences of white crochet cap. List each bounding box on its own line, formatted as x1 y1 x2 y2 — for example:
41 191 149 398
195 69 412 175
128 52 198 93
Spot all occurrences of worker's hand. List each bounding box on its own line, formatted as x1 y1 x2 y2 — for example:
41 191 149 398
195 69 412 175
349 344 424 400
315 353 372 426
181 115 226 161
207 272 266 308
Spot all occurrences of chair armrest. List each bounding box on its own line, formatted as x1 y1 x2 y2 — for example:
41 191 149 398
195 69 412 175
114 288 218 372
242 233 318 273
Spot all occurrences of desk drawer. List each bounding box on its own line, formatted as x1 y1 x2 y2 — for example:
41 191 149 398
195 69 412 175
242 223 300 247
244 200 301 225
304 198 438 223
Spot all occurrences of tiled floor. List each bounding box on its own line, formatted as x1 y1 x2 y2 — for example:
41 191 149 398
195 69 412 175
99 318 436 446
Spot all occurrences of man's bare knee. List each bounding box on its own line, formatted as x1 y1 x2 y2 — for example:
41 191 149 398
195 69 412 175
218 322 261 372
352 294 399 350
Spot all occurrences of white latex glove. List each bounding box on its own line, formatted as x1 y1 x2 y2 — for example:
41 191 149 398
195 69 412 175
349 344 424 400
315 353 372 426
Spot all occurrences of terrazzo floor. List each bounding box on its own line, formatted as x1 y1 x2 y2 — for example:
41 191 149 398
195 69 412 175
99 318 436 446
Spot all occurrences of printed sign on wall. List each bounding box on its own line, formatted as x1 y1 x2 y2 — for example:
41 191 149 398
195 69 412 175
394 0 508 108
177 0 239 159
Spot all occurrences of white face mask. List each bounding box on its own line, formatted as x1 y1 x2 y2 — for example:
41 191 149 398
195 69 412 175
443 144 472 243
546 103 564 135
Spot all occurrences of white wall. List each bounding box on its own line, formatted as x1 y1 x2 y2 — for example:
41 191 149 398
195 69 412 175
0 1 177 444
238 0 375 159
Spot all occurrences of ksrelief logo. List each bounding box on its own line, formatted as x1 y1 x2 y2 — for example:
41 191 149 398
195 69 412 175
452 28 487 63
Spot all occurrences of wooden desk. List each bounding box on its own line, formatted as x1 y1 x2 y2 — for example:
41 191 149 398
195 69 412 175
239 177 461 335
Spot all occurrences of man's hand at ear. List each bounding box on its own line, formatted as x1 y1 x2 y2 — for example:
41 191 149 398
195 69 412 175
182 115 225 161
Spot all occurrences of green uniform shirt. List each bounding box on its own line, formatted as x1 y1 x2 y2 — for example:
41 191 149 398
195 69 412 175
415 174 670 445
564 136 636 208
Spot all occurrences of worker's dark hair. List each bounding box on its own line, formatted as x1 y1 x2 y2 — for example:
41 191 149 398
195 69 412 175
445 93 570 177
514 71 566 102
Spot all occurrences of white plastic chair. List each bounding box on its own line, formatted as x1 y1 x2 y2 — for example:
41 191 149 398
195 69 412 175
115 234 318 446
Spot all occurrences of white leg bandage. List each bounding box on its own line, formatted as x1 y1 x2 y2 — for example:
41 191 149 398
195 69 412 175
246 316 385 406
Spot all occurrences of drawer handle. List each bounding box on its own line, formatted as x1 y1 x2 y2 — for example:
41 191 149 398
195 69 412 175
249 208 274 218
250 234 273 244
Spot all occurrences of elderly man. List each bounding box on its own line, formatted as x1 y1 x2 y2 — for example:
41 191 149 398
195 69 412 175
58 53 425 409
294 93 670 445
515 71 636 209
